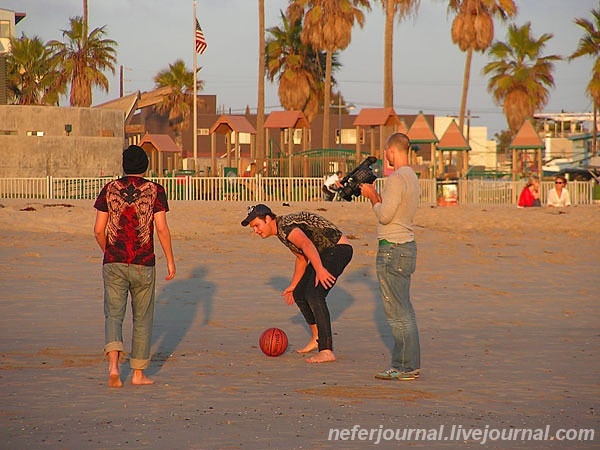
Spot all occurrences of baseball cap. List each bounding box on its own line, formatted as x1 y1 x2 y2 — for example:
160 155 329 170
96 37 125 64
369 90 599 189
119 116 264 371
241 204 273 226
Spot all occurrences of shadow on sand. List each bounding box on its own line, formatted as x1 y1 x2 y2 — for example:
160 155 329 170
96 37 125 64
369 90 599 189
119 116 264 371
345 268 393 353
268 275 356 337
147 266 214 375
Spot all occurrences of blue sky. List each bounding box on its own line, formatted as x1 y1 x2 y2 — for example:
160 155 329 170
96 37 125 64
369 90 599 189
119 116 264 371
2 0 596 136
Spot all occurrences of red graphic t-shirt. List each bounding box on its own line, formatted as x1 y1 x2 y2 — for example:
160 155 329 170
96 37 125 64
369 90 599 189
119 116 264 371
94 176 169 266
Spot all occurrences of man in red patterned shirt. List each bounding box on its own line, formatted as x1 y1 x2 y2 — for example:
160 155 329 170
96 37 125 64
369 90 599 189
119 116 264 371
94 145 176 387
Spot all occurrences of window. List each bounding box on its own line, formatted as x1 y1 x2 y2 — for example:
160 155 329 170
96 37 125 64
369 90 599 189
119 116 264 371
283 128 308 145
230 132 251 145
336 129 364 145
26 131 44 136
0 21 10 39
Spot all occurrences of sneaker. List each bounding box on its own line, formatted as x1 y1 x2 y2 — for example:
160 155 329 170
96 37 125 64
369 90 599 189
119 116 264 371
374 368 420 381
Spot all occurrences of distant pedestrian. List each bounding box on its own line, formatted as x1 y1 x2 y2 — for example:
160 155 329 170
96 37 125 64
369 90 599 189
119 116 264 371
322 171 343 201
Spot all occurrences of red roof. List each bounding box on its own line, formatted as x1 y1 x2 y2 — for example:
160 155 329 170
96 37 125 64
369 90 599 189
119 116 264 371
509 120 544 149
407 113 438 143
436 120 470 151
210 115 257 135
397 118 409 134
264 111 310 129
353 107 401 127
139 134 181 153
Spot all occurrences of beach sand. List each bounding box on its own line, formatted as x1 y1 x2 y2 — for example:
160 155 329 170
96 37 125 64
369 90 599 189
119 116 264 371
0 199 598 449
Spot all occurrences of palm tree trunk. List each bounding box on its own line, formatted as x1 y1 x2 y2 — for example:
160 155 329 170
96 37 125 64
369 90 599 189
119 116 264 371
594 101 598 157
256 0 266 171
458 48 473 177
322 50 332 149
383 1 394 108
83 0 88 40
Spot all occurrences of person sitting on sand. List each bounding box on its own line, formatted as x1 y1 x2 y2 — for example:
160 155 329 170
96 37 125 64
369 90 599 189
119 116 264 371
518 174 541 207
547 175 571 207
241 204 352 363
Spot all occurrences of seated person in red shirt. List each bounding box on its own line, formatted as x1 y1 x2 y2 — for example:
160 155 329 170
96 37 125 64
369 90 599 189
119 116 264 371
518 175 541 207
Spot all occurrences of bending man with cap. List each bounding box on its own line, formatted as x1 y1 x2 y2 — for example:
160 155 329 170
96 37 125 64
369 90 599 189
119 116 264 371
241 205 352 363
94 145 176 387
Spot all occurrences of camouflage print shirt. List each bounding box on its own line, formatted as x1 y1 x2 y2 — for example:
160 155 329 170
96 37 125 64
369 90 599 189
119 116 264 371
276 212 343 256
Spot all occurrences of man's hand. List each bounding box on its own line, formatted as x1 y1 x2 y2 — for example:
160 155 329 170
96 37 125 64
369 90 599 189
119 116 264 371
360 183 381 205
282 286 296 305
314 267 336 289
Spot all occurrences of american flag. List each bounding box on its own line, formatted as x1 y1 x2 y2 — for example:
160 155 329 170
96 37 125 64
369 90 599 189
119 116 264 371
195 19 207 54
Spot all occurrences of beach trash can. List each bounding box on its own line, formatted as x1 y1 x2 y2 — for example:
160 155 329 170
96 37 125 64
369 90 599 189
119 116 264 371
436 179 459 206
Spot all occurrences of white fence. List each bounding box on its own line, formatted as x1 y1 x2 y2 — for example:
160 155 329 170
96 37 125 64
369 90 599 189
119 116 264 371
0 176 595 206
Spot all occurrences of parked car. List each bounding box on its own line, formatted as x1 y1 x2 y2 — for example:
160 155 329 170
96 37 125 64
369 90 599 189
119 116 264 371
556 167 599 183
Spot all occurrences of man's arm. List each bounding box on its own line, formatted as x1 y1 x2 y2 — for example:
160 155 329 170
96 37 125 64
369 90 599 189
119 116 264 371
282 252 309 305
361 177 401 225
287 227 336 289
154 211 176 280
93 210 108 252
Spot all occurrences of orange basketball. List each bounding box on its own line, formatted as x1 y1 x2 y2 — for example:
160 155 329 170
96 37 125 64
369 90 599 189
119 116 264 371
259 328 288 357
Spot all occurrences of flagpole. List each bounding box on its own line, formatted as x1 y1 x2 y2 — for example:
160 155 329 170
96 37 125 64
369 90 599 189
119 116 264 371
193 0 198 174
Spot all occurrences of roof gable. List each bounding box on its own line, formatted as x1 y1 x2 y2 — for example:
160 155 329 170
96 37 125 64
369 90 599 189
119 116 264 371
407 113 438 143
137 87 172 109
509 120 544 149
264 110 310 129
94 91 140 123
436 120 470 151
139 134 181 153
352 107 401 127
210 115 257 135
397 118 408 134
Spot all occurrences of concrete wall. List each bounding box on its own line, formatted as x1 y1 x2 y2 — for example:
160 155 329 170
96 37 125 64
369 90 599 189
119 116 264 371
0 105 125 177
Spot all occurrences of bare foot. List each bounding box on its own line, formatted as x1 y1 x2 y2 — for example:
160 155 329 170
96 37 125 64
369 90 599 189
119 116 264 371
306 350 336 363
296 341 318 354
131 369 155 385
108 373 123 388
131 374 155 385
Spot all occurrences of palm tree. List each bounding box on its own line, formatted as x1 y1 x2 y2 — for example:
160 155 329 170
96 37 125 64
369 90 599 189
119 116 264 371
483 22 562 134
48 16 117 107
266 10 339 122
7 34 65 105
448 0 517 132
287 0 371 149
256 0 266 170
569 5 600 156
153 59 204 149
380 0 420 108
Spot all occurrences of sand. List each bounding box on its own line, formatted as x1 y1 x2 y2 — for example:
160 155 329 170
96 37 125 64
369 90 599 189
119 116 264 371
0 199 598 449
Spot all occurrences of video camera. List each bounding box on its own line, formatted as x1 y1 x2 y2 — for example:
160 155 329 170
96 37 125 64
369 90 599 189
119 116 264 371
338 156 378 201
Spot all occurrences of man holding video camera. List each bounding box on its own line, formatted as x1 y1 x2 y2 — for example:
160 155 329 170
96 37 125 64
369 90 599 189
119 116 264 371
360 132 421 381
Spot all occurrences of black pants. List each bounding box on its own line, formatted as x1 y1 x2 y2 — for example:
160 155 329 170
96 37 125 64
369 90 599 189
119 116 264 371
322 185 336 201
293 244 353 351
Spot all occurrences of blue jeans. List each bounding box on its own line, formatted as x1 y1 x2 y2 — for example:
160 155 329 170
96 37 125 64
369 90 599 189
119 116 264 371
376 241 420 372
103 263 156 370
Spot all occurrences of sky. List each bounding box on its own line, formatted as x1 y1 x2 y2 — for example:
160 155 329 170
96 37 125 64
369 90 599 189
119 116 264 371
2 0 597 137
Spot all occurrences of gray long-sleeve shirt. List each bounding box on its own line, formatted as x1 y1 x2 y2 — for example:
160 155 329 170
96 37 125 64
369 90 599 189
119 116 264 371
372 166 419 244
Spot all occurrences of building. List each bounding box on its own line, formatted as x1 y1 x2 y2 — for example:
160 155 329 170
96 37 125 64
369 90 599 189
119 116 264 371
0 8 26 104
